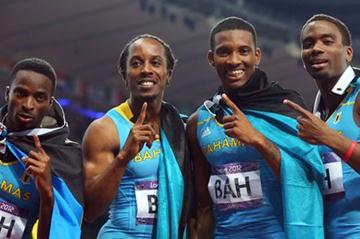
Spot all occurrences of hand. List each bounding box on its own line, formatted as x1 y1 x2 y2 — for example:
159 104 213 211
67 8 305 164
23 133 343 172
283 99 335 144
23 135 53 200
117 102 158 164
221 94 264 146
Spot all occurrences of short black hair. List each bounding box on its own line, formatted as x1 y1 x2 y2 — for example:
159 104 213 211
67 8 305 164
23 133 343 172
117 34 176 78
9 57 57 95
210 16 257 51
301 14 352 46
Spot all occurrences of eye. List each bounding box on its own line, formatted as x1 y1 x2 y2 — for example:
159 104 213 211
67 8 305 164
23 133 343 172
323 38 334 45
35 94 47 102
130 59 142 68
13 89 26 98
239 47 250 55
302 40 313 49
216 48 230 57
151 59 162 67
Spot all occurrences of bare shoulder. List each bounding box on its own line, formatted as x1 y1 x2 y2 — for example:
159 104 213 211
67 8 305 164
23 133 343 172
186 112 199 134
82 116 119 161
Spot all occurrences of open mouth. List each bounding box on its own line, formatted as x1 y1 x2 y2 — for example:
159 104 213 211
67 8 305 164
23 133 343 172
138 79 156 88
226 69 245 80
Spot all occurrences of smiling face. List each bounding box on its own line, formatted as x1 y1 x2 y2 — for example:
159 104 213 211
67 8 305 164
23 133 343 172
5 70 53 132
208 29 261 92
124 37 170 103
301 20 353 82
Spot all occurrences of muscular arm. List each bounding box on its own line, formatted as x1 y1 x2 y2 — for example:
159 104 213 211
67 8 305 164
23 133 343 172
187 114 214 239
82 117 131 221
83 103 156 221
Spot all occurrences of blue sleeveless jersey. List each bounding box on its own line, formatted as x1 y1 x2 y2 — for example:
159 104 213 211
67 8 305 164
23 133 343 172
196 104 284 239
320 77 360 239
0 155 39 239
98 102 161 239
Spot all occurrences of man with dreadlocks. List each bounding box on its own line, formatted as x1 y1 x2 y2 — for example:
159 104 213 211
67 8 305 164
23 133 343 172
83 34 192 239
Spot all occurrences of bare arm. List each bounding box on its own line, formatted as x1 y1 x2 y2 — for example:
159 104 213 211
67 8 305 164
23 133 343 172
83 103 156 221
284 98 360 173
187 114 214 239
222 94 281 176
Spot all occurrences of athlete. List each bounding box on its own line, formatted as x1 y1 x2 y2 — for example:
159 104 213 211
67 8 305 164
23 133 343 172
0 57 83 239
284 14 360 238
83 34 191 239
188 17 325 239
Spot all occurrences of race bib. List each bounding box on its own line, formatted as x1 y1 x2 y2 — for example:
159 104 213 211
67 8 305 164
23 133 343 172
322 152 344 196
135 180 158 224
0 201 28 239
208 162 263 211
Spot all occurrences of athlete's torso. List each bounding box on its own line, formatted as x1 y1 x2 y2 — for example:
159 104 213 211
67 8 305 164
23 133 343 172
320 77 360 239
0 150 39 239
98 103 161 239
196 103 284 239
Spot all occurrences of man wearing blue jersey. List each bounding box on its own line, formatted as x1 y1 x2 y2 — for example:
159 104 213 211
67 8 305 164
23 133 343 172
0 57 83 239
83 34 191 239
187 17 325 239
284 14 360 238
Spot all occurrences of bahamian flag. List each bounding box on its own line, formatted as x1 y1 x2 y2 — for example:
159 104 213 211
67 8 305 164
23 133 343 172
1 99 84 239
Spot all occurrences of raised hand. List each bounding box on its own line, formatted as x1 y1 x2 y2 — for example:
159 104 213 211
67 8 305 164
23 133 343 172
117 102 157 164
283 99 334 145
23 135 53 198
221 94 264 145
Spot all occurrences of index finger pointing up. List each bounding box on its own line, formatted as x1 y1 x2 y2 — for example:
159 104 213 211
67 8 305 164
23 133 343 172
221 94 241 114
136 102 147 125
33 135 44 153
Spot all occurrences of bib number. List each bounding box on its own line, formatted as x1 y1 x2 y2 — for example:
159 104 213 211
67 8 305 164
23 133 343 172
208 162 263 211
322 152 344 196
0 201 28 239
135 180 158 224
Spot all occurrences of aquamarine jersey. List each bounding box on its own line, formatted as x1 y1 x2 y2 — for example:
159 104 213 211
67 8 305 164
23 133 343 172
321 77 360 239
0 153 39 239
196 104 284 239
98 102 161 239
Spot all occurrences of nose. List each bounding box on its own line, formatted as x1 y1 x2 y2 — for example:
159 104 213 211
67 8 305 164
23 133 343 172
226 52 241 66
312 41 324 54
22 97 35 111
141 62 154 75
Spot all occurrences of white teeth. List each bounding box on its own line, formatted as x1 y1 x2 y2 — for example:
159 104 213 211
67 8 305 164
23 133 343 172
228 70 244 76
140 81 154 86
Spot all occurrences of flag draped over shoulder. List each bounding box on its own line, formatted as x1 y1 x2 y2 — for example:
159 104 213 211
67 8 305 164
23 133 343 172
209 68 325 239
1 99 84 239
156 102 192 239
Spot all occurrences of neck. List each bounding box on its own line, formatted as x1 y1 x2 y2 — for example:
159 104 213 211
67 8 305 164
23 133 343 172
315 76 343 116
128 97 162 124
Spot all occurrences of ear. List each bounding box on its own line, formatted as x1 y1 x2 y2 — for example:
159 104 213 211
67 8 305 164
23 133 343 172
4 86 9 102
345 46 353 64
207 50 215 67
166 69 173 86
120 70 128 87
49 96 54 106
255 48 262 66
